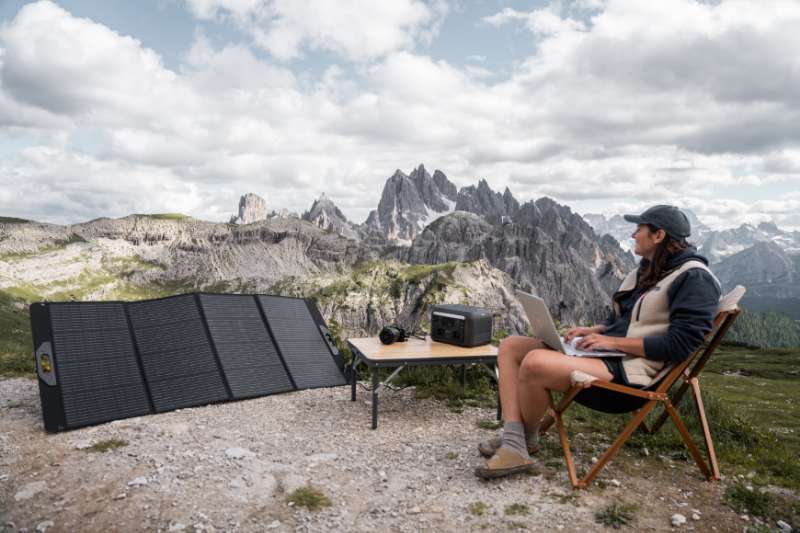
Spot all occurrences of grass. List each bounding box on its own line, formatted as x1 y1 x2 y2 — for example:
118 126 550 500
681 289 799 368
475 419 503 431
0 216 31 224
0 290 33 376
286 485 332 511
87 438 128 453
594 501 638 529
468 501 488 516
504 503 529 516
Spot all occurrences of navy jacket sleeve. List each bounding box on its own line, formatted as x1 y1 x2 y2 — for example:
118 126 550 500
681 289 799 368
643 269 721 364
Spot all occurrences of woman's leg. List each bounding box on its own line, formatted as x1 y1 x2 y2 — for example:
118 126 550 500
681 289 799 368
517 349 613 428
497 336 547 423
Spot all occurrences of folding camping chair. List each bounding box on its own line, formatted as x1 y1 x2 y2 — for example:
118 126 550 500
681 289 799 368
539 285 746 489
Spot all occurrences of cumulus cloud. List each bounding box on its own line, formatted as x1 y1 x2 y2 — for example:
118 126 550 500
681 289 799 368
0 0 799 230
183 0 446 62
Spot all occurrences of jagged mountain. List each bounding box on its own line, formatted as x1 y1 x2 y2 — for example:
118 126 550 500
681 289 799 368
700 222 800 264
714 241 800 319
583 210 800 266
401 197 635 324
455 180 519 224
302 193 359 240
362 164 457 245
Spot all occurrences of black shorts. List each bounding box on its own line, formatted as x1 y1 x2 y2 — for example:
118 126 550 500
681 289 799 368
575 357 647 414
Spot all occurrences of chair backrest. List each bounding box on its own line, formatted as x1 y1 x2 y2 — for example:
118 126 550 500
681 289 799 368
651 285 746 394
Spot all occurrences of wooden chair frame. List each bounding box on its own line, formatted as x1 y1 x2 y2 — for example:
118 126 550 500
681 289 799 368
539 308 740 489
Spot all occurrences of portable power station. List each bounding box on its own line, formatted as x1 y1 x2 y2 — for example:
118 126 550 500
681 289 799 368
430 304 492 347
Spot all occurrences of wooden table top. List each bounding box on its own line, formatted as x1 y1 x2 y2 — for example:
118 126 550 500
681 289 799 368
347 336 498 362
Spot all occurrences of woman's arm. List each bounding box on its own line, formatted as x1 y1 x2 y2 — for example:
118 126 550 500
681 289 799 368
576 334 646 356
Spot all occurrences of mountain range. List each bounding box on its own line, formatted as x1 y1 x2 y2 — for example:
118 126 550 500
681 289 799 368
1 163 797 343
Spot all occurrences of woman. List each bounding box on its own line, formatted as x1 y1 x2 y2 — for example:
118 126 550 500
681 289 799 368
475 205 721 478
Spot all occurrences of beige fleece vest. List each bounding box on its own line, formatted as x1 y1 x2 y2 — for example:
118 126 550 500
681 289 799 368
614 260 716 387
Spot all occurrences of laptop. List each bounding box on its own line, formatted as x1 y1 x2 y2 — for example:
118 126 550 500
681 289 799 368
516 291 625 357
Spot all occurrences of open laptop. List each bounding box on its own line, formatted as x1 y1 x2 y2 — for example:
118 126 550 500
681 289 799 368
516 291 625 357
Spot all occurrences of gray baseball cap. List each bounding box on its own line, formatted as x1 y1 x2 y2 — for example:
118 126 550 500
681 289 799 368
623 205 691 239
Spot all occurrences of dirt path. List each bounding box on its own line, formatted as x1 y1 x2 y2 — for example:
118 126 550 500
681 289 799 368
1 378 748 532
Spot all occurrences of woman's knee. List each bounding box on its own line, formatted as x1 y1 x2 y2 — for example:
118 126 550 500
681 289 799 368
499 336 543 359
519 349 552 380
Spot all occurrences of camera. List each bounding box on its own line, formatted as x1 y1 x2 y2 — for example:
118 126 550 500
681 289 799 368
379 325 409 345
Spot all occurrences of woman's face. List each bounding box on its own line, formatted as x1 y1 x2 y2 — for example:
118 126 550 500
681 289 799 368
632 224 665 259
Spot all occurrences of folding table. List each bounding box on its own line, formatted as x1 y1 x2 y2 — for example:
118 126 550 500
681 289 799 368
346 336 499 429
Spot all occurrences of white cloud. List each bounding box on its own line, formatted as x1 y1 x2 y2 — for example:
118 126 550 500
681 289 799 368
1 0 799 232
183 0 445 62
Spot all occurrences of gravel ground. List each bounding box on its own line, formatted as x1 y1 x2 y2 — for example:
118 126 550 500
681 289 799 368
1 378 748 532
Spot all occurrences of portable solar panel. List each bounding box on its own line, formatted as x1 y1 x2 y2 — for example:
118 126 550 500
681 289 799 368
31 292 347 432
198 294 295 398
127 295 230 412
30 302 152 432
257 296 347 389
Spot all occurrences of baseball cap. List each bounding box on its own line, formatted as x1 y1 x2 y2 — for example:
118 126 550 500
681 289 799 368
623 205 691 239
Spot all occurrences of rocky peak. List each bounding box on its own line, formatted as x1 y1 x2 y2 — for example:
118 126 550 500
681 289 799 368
363 164 459 245
433 170 457 201
455 179 518 224
230 193 267 225
402 198 635 323
302 193 358 240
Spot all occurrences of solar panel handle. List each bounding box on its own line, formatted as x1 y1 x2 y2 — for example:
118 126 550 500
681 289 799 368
35 341 57 386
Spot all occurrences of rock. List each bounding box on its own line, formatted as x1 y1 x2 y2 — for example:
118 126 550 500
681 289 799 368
777 520 792 532
168 523 187 532
224 447 254 459
671 514 686 527
14 481 47 501
231 193 267 225
128 476 148 487
363 165 458 244
266 521 282 529
408 507 421 515
691 513 700 521
610 479 621 487
35 520 54 532
302 194 359 240
113 493 127 500
73 439 93 450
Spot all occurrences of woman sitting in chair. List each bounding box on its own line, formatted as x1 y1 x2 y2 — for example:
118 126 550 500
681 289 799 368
475 204 721 478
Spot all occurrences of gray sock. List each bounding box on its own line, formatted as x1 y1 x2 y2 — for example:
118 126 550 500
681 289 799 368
499 421 530 458
525 424 540 449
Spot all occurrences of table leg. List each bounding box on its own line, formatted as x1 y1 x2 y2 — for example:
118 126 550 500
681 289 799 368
371 367 380 430
350 356 359 401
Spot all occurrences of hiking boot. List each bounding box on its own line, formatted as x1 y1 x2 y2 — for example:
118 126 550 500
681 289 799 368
478 436 539 458
474 447 535 479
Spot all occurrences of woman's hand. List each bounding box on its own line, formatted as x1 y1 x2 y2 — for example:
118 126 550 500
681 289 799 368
564 325 605 342
575 334 619 352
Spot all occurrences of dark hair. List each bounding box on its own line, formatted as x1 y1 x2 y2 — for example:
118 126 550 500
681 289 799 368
638 224 690 292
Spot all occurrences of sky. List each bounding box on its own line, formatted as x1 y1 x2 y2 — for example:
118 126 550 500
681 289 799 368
0 0 799 230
